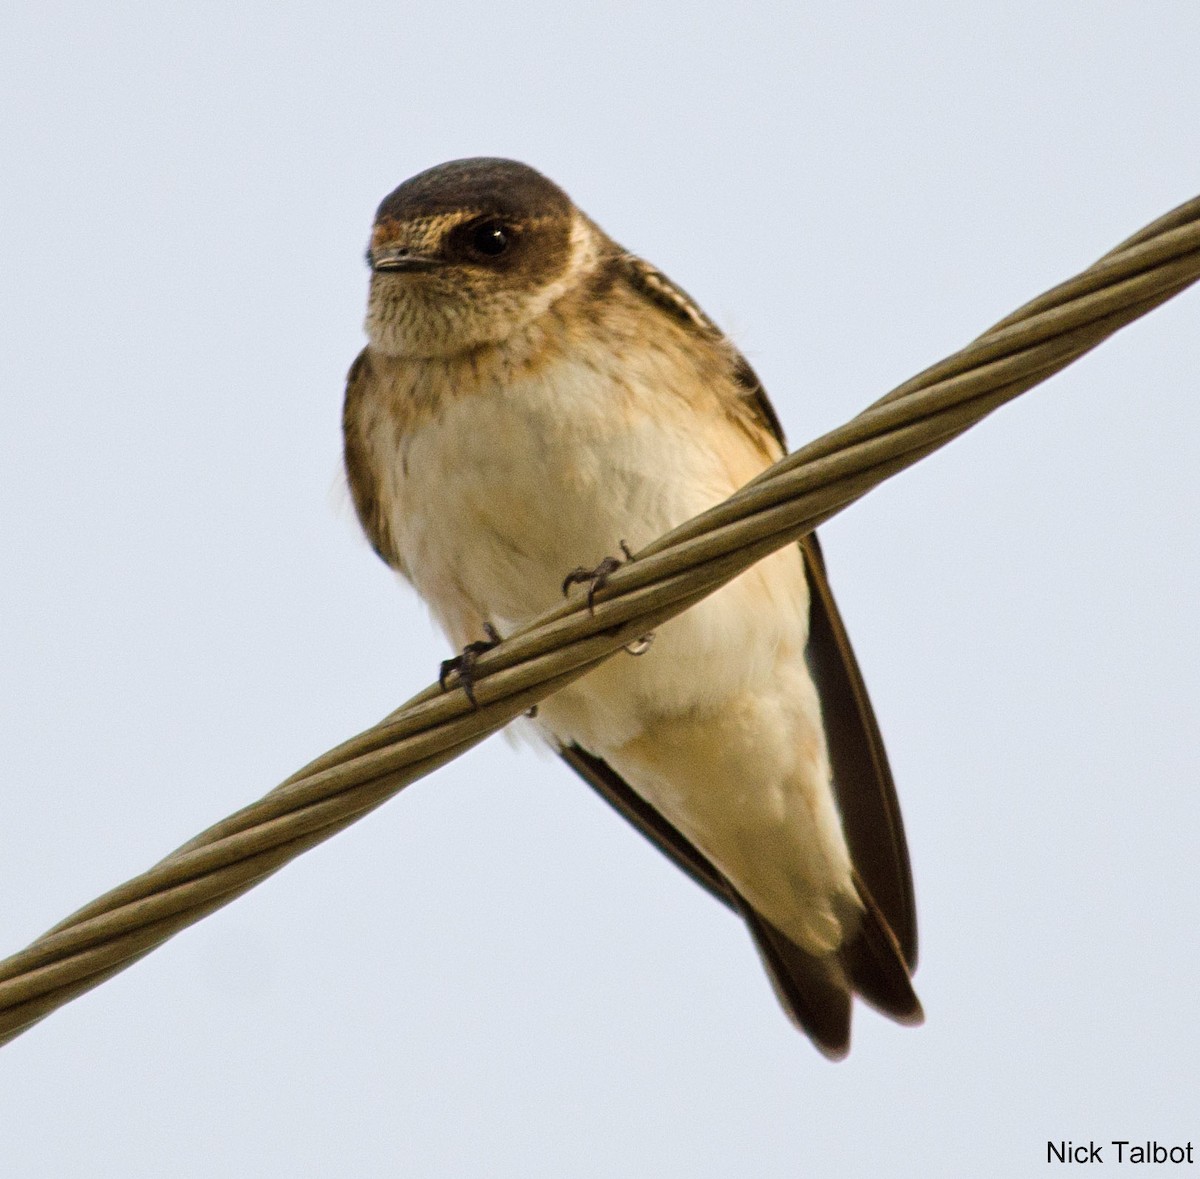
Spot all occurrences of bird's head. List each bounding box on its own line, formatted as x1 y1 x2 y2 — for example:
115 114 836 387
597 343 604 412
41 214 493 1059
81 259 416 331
364 158 601 359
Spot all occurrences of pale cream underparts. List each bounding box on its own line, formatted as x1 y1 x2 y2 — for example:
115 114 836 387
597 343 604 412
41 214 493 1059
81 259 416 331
362 215 859 955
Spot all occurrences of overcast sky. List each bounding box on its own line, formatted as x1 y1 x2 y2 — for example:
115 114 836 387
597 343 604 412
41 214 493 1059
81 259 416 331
2 4 1198 1176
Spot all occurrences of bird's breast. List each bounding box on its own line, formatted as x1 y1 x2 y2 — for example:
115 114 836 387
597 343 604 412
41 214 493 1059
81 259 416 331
366 332 809 750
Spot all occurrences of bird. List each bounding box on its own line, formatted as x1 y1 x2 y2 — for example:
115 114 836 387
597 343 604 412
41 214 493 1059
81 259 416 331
342 157 920 1058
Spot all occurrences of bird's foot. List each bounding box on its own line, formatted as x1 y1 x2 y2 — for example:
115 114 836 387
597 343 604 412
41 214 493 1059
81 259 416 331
439 623 501 708
561 540 635 614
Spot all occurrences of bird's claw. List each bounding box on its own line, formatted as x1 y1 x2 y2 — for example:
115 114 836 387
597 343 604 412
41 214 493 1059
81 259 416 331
561 541 635 614
439 623 501 708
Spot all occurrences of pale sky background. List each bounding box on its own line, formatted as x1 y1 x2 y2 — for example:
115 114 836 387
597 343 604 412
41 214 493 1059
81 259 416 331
2 4 1198 1176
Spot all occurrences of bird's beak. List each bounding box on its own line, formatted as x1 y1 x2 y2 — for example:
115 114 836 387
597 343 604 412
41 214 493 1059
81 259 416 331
371 247 442 273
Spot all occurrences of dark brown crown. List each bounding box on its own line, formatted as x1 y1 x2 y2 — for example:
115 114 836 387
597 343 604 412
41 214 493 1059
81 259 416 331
375 158 574 225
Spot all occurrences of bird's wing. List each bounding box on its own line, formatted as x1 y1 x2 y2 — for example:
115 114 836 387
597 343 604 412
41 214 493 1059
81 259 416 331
614 249 916 964
550 254 921 1051
342 347 405 572
799 531 918 967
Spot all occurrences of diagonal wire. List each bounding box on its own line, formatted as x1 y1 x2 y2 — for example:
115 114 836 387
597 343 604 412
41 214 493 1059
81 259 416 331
1 194 1198 1048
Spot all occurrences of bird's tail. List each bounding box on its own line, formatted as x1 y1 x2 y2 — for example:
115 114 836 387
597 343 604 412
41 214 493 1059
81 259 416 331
841 868 923 1026
740 873 921 1060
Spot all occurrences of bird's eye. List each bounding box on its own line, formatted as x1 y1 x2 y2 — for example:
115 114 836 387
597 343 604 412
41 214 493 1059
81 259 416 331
470 221 511 257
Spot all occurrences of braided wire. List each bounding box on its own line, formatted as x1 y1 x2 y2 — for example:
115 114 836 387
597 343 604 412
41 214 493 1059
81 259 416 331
1 194 1198 1046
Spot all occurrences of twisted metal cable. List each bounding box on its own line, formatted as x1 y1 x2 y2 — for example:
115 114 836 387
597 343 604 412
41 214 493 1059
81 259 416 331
2 194 1198 1047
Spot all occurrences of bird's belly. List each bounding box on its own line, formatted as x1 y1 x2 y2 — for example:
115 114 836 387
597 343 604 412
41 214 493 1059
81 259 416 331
387 372 810 750
379 362 856 947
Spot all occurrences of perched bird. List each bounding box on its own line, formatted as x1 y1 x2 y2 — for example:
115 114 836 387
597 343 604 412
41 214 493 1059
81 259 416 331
343 157 920 1057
